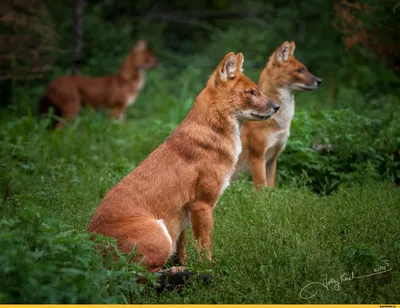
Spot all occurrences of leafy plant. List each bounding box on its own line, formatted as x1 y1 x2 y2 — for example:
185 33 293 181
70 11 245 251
0 208 157 304
277 106 400 194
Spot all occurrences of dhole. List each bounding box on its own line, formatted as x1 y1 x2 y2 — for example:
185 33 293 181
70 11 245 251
39 40 158 128
235 41 321 190
88 52 279 273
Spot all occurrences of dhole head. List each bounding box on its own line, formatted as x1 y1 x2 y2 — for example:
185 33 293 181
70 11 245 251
131 40 159 69
267 41 322 91
211 52 280 121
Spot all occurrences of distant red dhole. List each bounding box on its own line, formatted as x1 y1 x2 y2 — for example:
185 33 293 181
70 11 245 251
40 40 158 128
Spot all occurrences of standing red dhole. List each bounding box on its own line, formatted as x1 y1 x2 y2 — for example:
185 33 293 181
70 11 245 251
39 40 158 128
235 41 321 190
88 52 279 273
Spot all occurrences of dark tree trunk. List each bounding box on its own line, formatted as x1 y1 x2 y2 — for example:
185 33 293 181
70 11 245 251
72 0 84 75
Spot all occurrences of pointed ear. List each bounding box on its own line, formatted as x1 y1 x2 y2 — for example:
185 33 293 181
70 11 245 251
134 40 147 52
276 41 290 63
218 52 237 82
236 52 244 73
289 41 296 56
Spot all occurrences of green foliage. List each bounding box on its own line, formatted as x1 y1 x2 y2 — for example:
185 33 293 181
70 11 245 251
0 208 157 303
278 103 400 194
335 0 400 75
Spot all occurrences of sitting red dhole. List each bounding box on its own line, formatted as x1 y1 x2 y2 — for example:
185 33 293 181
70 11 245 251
88 52 279 273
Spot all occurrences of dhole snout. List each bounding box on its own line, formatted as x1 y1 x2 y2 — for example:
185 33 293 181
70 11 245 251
132 40 159 69
239 90 280 121
141 49 159 69
291 71 322 91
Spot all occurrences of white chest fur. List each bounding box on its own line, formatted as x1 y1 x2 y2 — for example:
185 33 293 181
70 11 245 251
126 94 137 106
232 121 243 165
276 88 295 129
125 70 145 107
137 70 145 92
220 121 242 195
264 88 295 159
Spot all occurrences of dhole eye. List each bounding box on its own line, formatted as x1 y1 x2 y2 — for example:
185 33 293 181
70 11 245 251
247 89 256 96
296 68 304 73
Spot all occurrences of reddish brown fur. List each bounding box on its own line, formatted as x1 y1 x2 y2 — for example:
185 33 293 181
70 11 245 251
235 41 321 190
88 52 278 272
40 40 158 128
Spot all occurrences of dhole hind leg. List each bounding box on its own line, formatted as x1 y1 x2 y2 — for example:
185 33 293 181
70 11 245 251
250 156 268 191
101 217 173 272
56 99 81 129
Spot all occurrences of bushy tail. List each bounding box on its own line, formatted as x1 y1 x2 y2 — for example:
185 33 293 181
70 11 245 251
156 270 213 293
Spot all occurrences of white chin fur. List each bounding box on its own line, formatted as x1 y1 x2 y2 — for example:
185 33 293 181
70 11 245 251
291 82 317 91
237 110 272 121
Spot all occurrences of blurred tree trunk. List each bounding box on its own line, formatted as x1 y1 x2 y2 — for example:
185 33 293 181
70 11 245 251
0 0 57 81
72 0 84 75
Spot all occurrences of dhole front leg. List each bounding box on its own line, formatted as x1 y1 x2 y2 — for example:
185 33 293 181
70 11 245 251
109 106 126 122
190 201 213 261
250 156 267 191
175 228 187 266
266 157 277 188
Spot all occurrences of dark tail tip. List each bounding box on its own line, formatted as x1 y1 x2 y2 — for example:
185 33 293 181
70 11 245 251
156 270 213 293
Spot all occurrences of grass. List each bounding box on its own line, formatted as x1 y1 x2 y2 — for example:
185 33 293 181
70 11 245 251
0 65 399 303
153 181 400 303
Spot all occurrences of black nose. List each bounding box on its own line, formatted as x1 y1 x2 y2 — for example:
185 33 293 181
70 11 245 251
272 103 280 112
316 78 322 86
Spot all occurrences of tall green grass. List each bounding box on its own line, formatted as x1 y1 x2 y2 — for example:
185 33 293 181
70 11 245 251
147 181 400 303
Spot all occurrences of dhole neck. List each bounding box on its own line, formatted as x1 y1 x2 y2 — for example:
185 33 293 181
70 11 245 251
274 87 295 129
117 59 142 82
189 94 238 138
261 70 292 99
261 70 295 129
